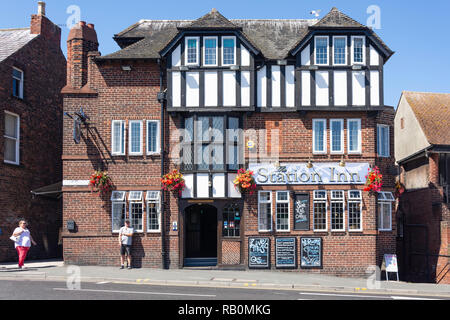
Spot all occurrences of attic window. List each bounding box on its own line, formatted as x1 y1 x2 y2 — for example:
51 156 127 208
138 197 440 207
185 37 199 65
352 36 365 65
222 36 235 65
315 36 329 65
203 37 217 66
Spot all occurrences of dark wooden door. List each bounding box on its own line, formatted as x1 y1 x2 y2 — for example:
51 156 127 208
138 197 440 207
185 205 217 258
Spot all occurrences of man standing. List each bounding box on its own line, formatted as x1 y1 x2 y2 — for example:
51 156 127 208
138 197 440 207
119 220 133 269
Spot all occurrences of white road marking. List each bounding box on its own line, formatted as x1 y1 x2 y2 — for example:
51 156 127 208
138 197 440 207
391 296 441 300
53 288 216 297
96 281 109 284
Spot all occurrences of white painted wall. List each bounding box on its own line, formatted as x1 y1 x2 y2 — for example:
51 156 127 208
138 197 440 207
352 71 366 106
172 44 181 67
212 173 225 198
241 71 250 107
315 71 329 106
172 71 181 107
285 65 295 107
334 71 347 106
204 71 218 106
241 46 250 66
370 45 379 66
301 71 311 106
301 44 310 66
186 72 199 107
182 174 194 198
370 71 380 106
257 66 267 107
271 66 281 107
223 71 236 106
197 173 209 198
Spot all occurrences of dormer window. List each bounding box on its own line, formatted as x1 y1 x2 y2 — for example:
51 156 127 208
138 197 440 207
222 36 235 66
12 67 24 99
333 36 347 65
352 36 365 64
315 36 329 65
203 36 217 66
185 37 199 65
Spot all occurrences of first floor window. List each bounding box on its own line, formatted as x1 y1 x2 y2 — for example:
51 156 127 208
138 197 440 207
4 111 20 165
348 190 362 231
313 190 327 231
333 37 347 65
186 37 199 65
111 191 126 232
330 119 343 153
348 119 361 154
147 120 160 154
12 67 23 99
204 37 217 66
313 119 327 154
378 192 395 231
377 124 390 157
223 204 240 237
222 37 235 65
111 120 125 155
258 191 272 231
129 191 143 232
146 191 161 232
315 37 329 65
129 120 143 155
276 191 290 231
352 36 365 64
330 191 345 231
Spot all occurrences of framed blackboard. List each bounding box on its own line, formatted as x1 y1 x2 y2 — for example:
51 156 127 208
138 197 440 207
248 237 270 269
300 237 322 269
294 194 310 230
275 237 296 269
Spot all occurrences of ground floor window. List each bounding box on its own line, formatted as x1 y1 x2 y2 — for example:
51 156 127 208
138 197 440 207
276 191 290 231
111 191 126 232
146 191 161 232
223 204 240 237
313 190 327 231
330 190 345 231
128 191 143 232
258 191 272 231
348 190 362 231
378 192 395 231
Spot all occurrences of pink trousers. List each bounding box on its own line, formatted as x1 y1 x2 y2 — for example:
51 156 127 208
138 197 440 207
16 246 30 268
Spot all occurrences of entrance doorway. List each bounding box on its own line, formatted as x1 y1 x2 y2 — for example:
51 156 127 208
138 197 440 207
184 204 217 267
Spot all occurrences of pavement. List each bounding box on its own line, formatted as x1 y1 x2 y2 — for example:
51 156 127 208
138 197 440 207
1 259 449 298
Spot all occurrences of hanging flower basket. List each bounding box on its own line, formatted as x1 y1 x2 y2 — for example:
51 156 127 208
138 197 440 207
394 181 406 199
364 166 383 194
161 169 185 196
89 171 113 196
233 168 257 195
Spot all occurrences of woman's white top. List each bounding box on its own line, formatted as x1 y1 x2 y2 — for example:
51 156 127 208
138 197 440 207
13 227 31 248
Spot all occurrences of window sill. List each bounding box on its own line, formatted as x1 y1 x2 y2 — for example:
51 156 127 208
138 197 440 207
3 160 21 167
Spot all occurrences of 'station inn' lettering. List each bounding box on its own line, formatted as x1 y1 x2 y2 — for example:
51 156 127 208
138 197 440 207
249 163 370 185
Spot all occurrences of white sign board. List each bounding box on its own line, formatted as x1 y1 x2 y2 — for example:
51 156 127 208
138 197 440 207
248 162 370 185
383 254 398 273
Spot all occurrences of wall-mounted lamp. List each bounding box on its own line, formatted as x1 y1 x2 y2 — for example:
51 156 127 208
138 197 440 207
121 65 132 71
306 159 313 169
339 156 346 167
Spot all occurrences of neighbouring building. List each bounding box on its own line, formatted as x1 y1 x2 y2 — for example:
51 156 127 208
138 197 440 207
395 91 450 284
0 2 66 261
62 8 397 277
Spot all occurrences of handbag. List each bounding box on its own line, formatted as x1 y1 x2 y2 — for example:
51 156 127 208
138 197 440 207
10 235 18 242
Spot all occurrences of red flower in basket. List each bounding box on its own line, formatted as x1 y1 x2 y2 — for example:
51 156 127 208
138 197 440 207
89 171 113 196
233 169 257 195
161 169 185 196
364 166 383 193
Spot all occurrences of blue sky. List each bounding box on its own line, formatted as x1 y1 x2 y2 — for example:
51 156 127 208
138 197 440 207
2 0 450 107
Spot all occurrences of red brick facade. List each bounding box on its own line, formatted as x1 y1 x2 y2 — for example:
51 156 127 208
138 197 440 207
62 18 397 277
0 8 66 261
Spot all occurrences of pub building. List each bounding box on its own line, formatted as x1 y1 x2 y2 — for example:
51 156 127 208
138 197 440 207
62 8 397 276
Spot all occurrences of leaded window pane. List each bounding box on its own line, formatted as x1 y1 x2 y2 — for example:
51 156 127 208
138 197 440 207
130 202 143 231
331 121 342 152
349 121 359 152
314 121 325 152
331 201 344 231
223 38 235 65
187 38 197 64
130 122 141 153
348 201 361 230
147 121 158 153
334 38 346 64
354 38 363 63
112 202 126 232
313 201 327 231
204 38 216 65
223 205 240 237
316 38 328 64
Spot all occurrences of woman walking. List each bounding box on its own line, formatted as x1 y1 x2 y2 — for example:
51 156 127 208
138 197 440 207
12 220 37 269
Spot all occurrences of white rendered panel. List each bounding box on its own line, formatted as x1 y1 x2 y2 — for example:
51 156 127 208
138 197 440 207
181 174 194 198
370 70 380 106
257 66 267 107
370 45 379 66
172 44 181 67
334 71 347 106
223 71 236 106
241 46 250 66
301 44 310 66
271 65 281 107
186 72 199 107
172 72 181 107
301 71 311 106
241 71 250 107
352 71 366 106
212 173 225 198
228 173 241 198
285 65 295 107
197 173 209 198
315 71 329 106
204 71 218 106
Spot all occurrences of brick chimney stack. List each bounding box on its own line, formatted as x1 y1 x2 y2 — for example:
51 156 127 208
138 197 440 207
66 21 99 90
30 1 61 45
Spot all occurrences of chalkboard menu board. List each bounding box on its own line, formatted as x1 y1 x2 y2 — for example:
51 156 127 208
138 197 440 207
275 237 296 268
248 237 270 269
294 194 310 230
300 237 322 269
